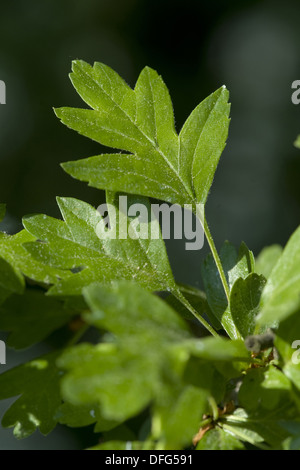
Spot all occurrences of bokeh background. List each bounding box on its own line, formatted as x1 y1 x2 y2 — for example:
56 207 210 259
1 0 300 449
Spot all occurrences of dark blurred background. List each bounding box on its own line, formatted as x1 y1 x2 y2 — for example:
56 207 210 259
1 0 300 448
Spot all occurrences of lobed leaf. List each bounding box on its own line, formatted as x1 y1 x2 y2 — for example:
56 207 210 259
58 342 160 422
23 194 175 297
58 282 234 447
59 60 230 208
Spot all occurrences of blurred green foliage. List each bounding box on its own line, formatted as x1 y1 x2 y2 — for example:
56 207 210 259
1 0 300 449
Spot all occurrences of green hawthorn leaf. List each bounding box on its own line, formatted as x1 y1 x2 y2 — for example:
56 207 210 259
238 365 292 411
61 153 188 205
182 357 226 403
60 341 215 448
82 282 244 403
58 343 158 422
180 86 230 203
83 281 190 342
70 60 136 118
57 64 192 207
230 273 266 338
56 402 99 428
223 405 299 449
201 241 254 339
81 283 216 448
255 244 282 279
220 409 265 447
58 282 195 424
0 290 76 349
229 242 255 282
162 383 219 446
153 386 208 449
59 60 230 207
0 204 6 223
56 402 117 432
179 337 251 362
258 226 300 325
220 423 267 448
0 352 62 438
135 66 179 169
196 427 245 450
23 194 176 296
59 282 220 434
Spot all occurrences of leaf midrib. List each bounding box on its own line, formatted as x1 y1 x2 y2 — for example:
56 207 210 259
190 92 224 188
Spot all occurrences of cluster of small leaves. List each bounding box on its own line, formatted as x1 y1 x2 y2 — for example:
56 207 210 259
0 61 299 450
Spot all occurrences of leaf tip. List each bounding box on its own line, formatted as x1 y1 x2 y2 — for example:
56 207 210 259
56 196 66 207
71 59 87 71
53 107 63 119
294 135 300 149
60 161 70 171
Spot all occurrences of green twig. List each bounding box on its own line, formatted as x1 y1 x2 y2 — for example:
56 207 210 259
209 397 219 421
203 218 230 302
174 289 219 337
67 324 90 347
